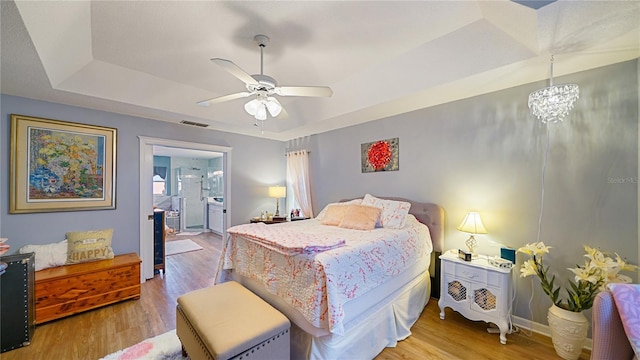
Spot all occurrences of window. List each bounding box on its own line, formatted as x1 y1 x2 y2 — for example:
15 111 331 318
153 174 166 195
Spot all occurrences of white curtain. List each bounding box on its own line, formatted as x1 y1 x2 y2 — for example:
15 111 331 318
286 150 313 218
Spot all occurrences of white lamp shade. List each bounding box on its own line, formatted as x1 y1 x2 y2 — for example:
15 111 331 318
457 212 488 234
268 186 286 198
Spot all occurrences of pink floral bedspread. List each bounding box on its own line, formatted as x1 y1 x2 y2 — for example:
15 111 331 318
216 215 432 335
608 283 640 357
227 223 346 255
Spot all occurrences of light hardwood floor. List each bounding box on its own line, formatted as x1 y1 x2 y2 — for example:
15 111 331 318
3 232 590 360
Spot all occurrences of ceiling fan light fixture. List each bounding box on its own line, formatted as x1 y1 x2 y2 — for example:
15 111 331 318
244 99 260 115
200 33 332 130
255 102 268 121
266 97 282 117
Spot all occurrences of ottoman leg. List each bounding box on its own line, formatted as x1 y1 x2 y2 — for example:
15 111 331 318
181 344 187 357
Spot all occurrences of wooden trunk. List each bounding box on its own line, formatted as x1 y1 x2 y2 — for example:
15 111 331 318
34 253 141 324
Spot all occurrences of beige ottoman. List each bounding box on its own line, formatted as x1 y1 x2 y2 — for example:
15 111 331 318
176 281 290 360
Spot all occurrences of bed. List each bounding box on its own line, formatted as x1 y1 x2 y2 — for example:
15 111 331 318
215 195 444 359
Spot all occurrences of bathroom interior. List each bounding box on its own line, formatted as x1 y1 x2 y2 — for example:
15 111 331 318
152 146 224 234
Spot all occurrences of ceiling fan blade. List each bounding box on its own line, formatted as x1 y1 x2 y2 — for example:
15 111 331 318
197 91 253 106
275 86 333 97
211 58 258 86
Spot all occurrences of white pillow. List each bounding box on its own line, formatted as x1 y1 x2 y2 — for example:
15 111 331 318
361 194 411 229
315 198 362 221
19 240 68 271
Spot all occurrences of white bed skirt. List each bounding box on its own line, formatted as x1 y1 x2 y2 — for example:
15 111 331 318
292 272 431 360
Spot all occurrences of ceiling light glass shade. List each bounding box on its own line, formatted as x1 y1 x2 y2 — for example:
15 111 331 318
528 84 579 124
266 97 282 117
245 96 281 120
255 102 267 120
528 55 579 124
244 99 260 115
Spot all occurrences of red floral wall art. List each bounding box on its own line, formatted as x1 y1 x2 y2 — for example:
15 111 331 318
361 138 399 173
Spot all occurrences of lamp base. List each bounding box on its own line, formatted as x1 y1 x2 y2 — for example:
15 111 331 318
275 199 280 217
465 235 478 256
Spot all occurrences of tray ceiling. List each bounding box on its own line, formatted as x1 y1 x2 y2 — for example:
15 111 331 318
1 0 638 141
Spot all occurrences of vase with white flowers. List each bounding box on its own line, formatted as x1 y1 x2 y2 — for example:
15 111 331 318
517 242 637 360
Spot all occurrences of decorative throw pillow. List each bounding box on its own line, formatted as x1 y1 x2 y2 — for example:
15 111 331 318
339 205 382 230
361 194 411 229
320 204 351 226
66 229 115 264
18 240 68 271
316 198 362 221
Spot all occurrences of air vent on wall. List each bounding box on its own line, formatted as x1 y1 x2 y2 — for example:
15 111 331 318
180 120 209 128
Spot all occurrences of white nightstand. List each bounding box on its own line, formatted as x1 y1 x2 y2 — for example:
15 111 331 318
438 250 514 344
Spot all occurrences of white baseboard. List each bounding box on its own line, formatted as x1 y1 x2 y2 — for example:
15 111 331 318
511 314 593 351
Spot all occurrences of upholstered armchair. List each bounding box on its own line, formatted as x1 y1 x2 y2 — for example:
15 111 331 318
590 284 639 360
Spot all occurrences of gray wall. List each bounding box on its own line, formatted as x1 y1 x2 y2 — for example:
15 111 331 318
1 94 286 255
310 60 639 326
2 60 637 330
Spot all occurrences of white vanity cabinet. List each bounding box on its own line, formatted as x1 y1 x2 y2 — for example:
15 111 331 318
438 250 513 344
208 201 223 234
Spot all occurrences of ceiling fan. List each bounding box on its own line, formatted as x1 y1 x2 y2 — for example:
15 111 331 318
197 35 333 121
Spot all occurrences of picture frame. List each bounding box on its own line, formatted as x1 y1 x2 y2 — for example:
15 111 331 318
361 137 399 173
10 114 117 213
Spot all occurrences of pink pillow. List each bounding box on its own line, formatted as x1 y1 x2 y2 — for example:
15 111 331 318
316 199 362 221
338 205 381 230
361 194 411 229
320 204 350 226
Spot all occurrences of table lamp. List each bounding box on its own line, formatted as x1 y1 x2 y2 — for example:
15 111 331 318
457 211 487 256
268 186 286 217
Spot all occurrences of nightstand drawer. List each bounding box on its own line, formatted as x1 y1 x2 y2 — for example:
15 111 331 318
443 260 487 283
443 258 503 287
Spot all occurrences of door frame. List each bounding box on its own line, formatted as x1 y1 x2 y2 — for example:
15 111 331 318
138 136 232 281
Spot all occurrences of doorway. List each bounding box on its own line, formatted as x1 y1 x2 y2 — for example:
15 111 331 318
139 136 232 281
153 147 224 234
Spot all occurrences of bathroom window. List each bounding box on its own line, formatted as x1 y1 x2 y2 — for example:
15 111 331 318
153 174 166 195
153 166 168 195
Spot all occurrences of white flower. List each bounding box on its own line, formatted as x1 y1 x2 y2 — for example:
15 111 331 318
518 242 552 256
615 254 638 272
520 259 538 278
518 242 637 312
567 265 601 284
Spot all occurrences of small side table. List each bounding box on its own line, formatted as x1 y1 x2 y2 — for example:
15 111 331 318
438 250 513 344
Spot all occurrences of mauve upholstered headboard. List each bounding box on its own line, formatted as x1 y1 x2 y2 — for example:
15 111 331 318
340 197 445 253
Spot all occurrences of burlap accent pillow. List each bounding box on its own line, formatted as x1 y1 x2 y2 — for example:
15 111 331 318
66 229 115 264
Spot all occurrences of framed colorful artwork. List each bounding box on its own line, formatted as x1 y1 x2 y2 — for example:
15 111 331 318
361 137 399 173
10 114 117 213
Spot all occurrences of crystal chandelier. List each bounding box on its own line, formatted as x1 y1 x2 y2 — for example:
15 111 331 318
528 55 579 124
